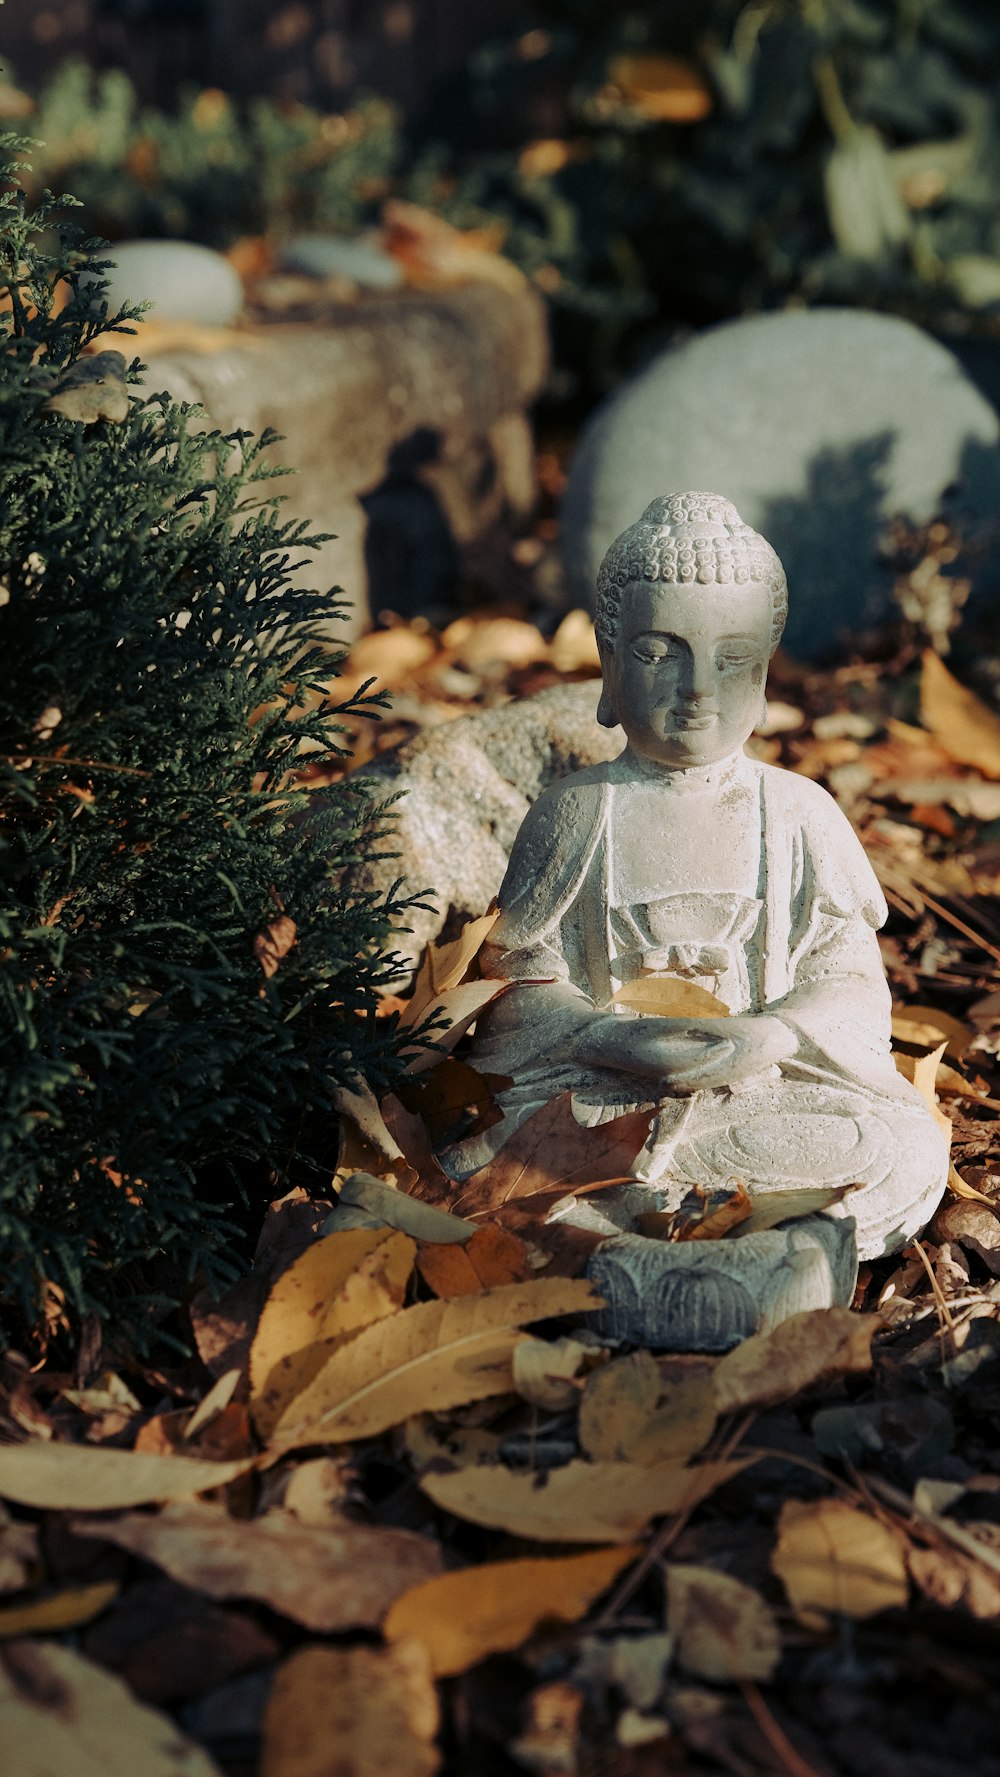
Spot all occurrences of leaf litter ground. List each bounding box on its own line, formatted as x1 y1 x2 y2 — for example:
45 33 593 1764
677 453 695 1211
6 610 1000 1776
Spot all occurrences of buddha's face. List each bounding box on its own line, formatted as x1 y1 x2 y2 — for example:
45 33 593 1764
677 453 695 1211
599 580 773 768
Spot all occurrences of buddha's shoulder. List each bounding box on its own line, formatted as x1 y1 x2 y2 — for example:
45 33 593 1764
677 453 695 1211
757 759 858 838
515 761 612 834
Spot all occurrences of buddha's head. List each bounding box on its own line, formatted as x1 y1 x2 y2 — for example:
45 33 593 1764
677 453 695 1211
594 491 787 769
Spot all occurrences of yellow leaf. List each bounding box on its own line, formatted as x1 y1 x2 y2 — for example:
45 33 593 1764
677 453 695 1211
0 1579 118 1640
401 909 500 1029
666 1565 781 1682
270 1277 601 1448
608 52 713 123
384 1546 639 1678
947 1163 998 1207
420 1456 749 1543
611 978 729 1018
512 1335 589 1410
262 1642 440 1777
0 1441 255 1511
401 978 509 1071
74 1501 441 1632
892 1039 952 1140
250 1228 415 1439
739 1183 859 1236
714 1309 878 1415
920 649 1000 778
772 1498 909 1624
41 350 130 424
578 1352 719 1465
892 1005 972 1061
183 1367 240 1441
0 1640 223 1776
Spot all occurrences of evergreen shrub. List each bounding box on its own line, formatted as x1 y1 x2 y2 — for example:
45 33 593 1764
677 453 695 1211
0 135 412 1349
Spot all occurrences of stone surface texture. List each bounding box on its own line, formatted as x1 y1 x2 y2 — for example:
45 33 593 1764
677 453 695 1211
438 492 949 1349
561 309 1000 658
351 681 622 970
141 281 548 636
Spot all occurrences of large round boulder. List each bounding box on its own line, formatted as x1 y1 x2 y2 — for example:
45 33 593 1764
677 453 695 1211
562 310 1000 658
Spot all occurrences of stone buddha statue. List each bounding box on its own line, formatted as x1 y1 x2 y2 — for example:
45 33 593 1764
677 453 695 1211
447 492 948 1350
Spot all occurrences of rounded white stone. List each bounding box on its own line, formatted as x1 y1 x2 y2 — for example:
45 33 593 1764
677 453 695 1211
96 240 245 326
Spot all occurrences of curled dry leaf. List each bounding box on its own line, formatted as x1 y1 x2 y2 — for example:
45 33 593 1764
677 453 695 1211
74 1502 441 1632
772 1498 909 1625
41 350 131 424
400 908 499 1029
416 1220 534 1298
0 1579 118 1640
893 1039 952 1139
713 1308 879 1415
262 1641 440 1777
270 1277 601 1449
920 649 1000 779
254 914 297 979
325 1174 475 1244
401 978 510 1072
384 1546 639 1678
608 51 713 123
249 1228 415 1439
512 1335 589 1410
420 1456 750 1544
0 1441 256 1512
666 1565 781 1683
0 1639 223 1777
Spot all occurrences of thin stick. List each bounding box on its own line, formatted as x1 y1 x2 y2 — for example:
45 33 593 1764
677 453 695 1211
739 1684 827 1777
906 1238 956 1348
865 1473 1000 1581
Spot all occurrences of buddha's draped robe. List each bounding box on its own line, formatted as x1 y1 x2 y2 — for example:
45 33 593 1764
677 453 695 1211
454 753 947 1259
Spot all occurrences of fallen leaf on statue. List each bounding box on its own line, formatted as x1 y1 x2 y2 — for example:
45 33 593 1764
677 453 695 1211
269 1277 600 1448
42 350 130 423
324 1174 475 1243
417 1220 534 1297
0 1578 118 1640
920 650 1000 778
737 1183 859 1236
74 1501 441 1631
714 1309 878 1414
250 1227 415 1438
513 1335 589 1409
773 1497 909 1625
402 978 511 1071
396 1058 511 1145
420 1456 750 1543
400 908 499 1029
611 978 729 1018
263 1640 440 1777
383 1546 638 1677
0 1440 256 1511
668 1180 753 1242
666 1565 781 1682
451 1094 652 1218
0 1639 223 1777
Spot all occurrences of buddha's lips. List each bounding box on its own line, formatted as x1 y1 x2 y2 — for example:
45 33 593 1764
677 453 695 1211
673 712 718 730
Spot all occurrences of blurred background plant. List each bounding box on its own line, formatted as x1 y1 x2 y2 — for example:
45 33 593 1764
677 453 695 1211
5 1 1000 406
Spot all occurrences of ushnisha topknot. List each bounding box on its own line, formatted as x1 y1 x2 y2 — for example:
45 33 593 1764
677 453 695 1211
595 491 788 655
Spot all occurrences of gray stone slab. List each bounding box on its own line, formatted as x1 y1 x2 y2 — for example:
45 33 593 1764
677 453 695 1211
561 309 1000 658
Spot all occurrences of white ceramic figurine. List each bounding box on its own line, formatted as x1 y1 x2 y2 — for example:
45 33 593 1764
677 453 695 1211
447 492 948 1349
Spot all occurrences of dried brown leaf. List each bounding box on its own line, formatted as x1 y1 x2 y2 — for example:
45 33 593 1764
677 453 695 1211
666 1565 781 1682
74 1502 441 1632
772 1498 909 1624
400 909 500 1029
921 650 1000 779
713 1309 878 1414
0 1639 223 1776
451 1094 653 1219
250 1227 414 1437
416 1222 534 1298
270 1277 601 1448
420 1456 749 1543
262 1641 440 1777
254 914 297 978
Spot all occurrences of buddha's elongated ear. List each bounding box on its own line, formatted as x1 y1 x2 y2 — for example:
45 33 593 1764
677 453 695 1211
597 681 619 728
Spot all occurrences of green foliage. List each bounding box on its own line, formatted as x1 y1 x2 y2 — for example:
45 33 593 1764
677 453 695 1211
24 62 401 247
445 0 1000 391
0 138 414 1348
